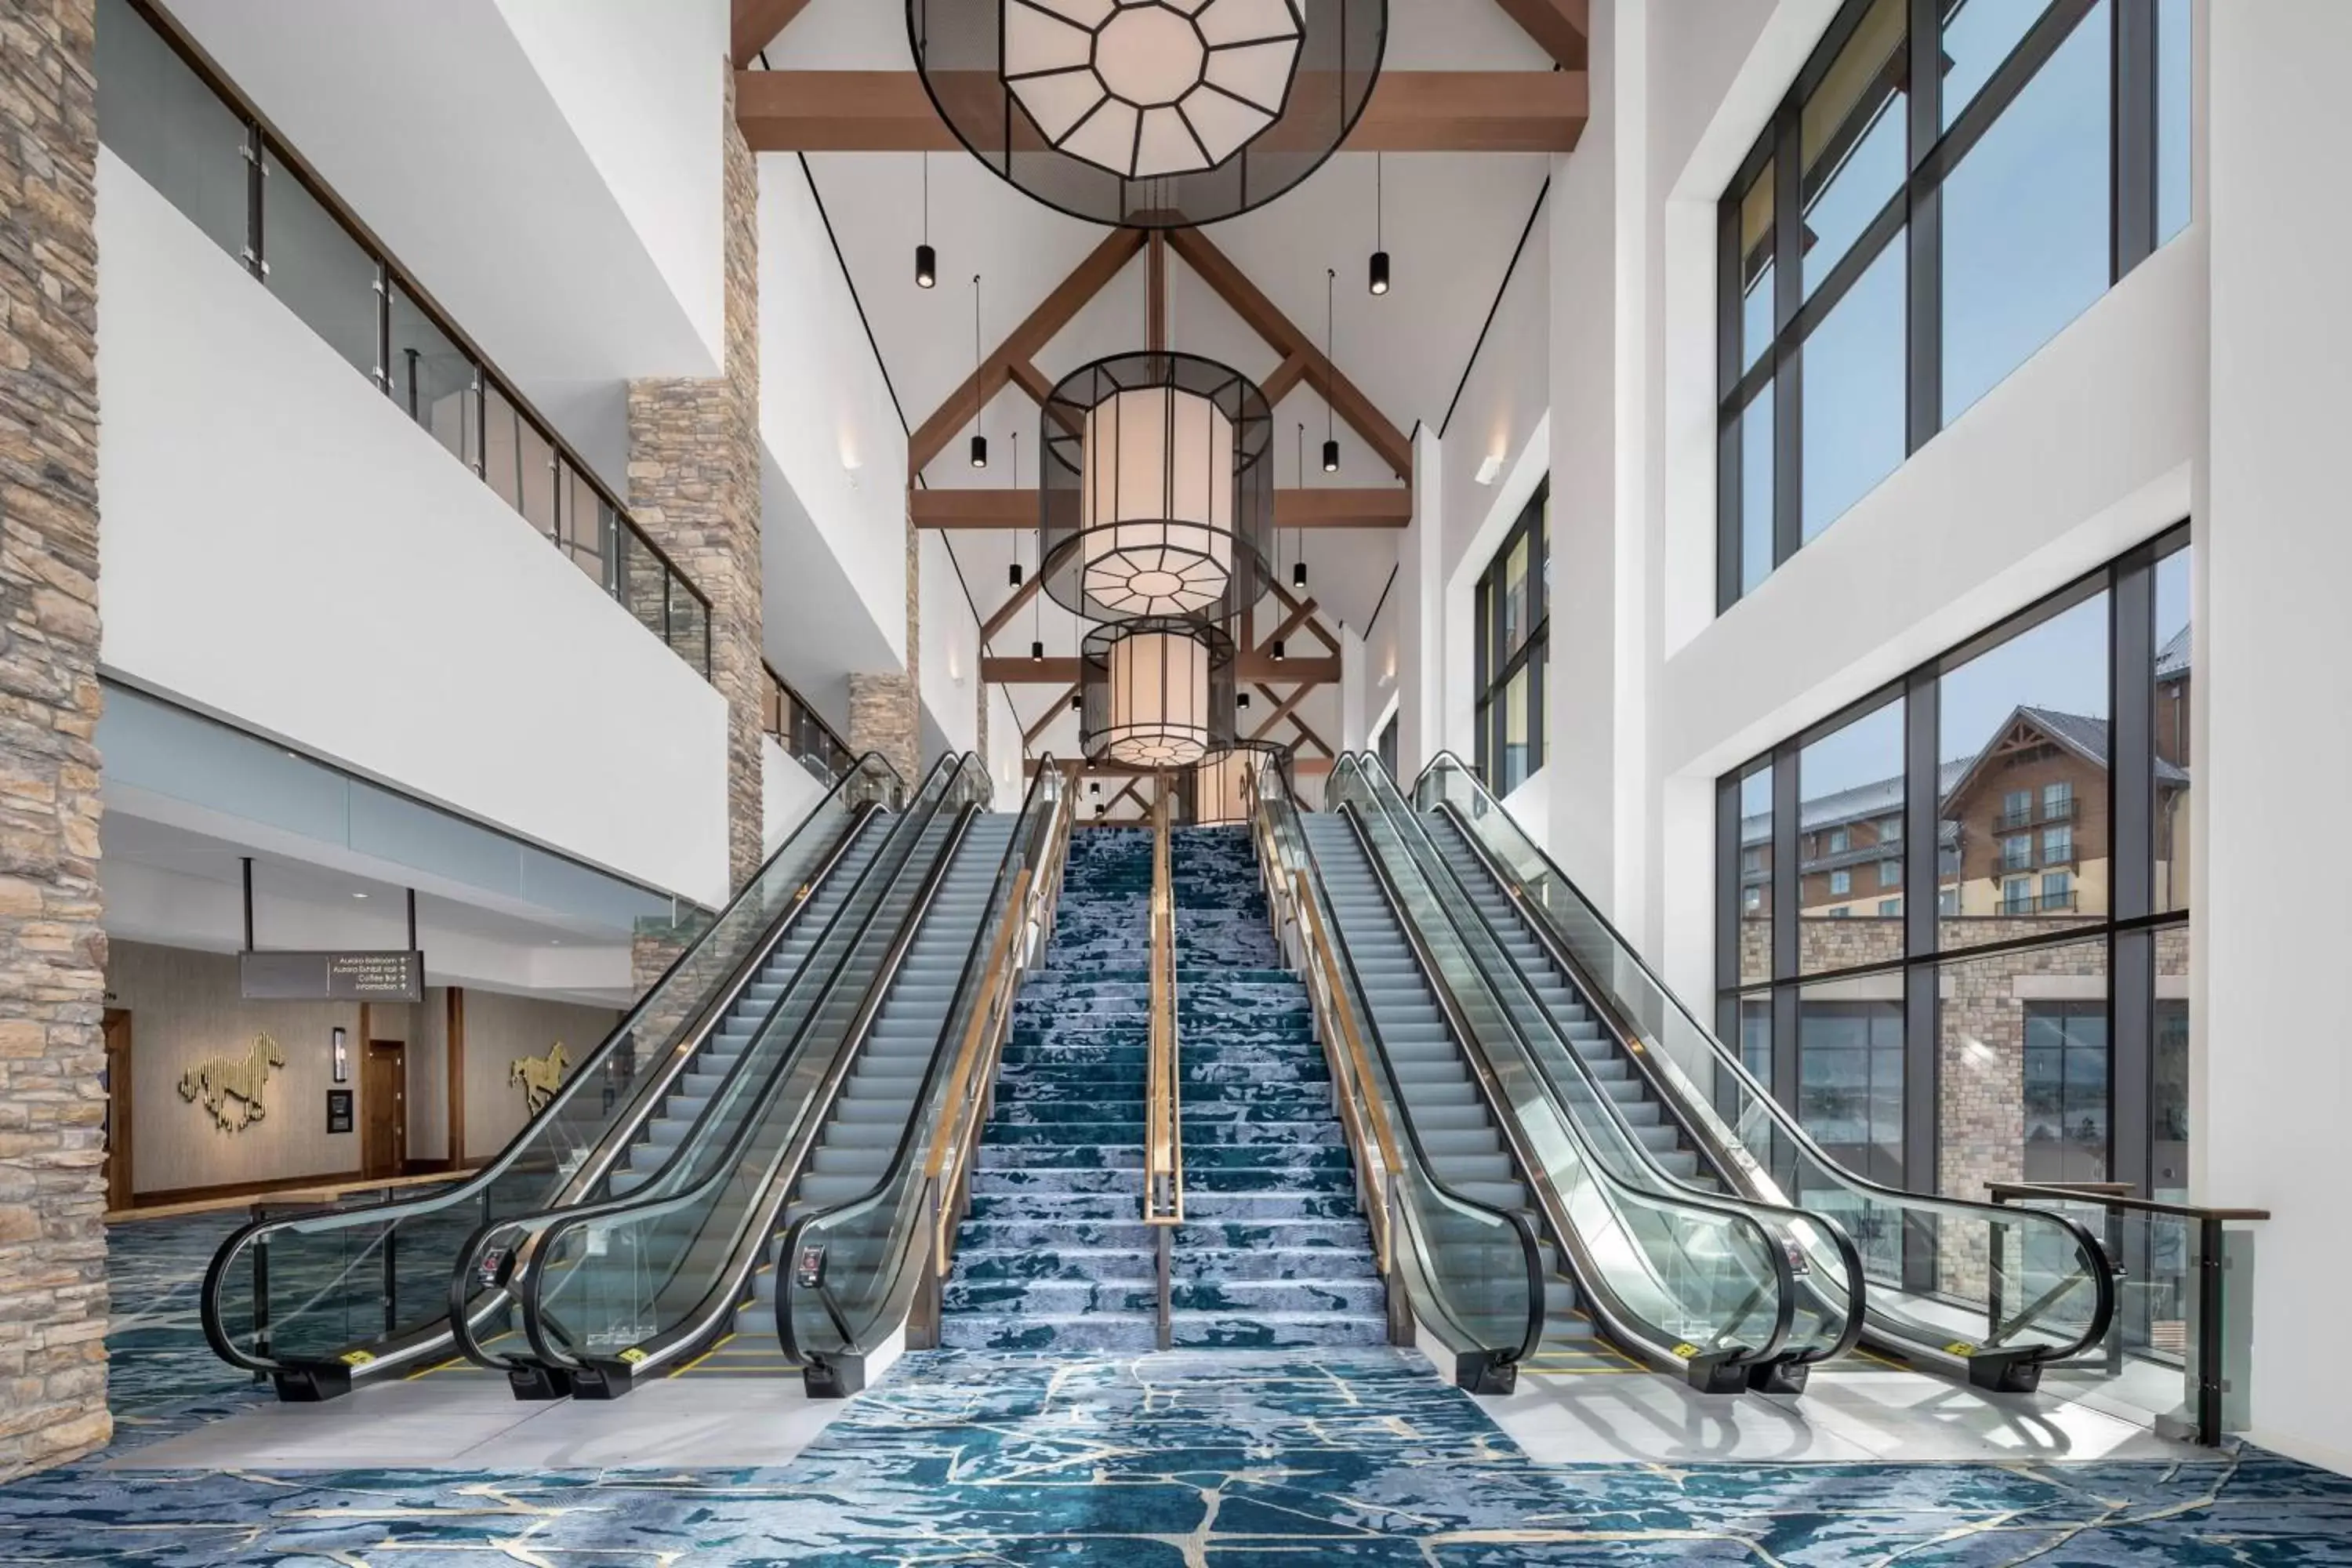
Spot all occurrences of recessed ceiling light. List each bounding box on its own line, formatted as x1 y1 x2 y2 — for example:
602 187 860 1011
351 891 368 899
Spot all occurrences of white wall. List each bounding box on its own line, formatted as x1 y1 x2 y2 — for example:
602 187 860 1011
491 0 728 374
920 532 982 758
758 155 911 690
2203 0 2351 1476
760 735 828 855
169 0 721 400
98 151 731 908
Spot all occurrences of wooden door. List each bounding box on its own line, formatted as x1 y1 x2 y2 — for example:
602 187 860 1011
102 1009 132 1210
362 1040 407 1179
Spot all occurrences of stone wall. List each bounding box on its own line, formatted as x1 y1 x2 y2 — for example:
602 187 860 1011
627 65 762 891
846 506 923 788
0 0 109 1473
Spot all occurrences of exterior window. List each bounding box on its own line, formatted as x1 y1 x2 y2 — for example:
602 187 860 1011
1473 482 1548 796
1878 859 1901 888
1829 828 1850 854
2024 1002 2110 1183
2043 780 2074 820
2002 875 2032 914
1828 907 1850 920
1878 898 1902 917
1743 887 1763 915
1742 848 1763 873
2042 826 2073 866
1881 815 1903 842
1830 869 1852 896
2000 834 2031 872
2002 789 2034 829
1720 1 2192 609
2041 869 2074 911
1939 887 1961 916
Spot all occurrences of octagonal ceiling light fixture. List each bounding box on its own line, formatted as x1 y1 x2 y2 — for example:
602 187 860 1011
1079 615 1237 768
1039 351 1272 626
911 0 1386 229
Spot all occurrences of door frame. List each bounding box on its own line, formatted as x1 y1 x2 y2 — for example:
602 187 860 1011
102 1008 132 1210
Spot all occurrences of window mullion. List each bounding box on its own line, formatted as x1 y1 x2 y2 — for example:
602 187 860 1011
1772 105 1802 570
1905 0 1942 456
2114 0 2159 279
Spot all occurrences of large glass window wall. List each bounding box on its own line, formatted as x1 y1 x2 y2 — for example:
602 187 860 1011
1718 0 2195 611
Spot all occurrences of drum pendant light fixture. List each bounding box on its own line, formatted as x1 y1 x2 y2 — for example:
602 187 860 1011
1040 351 1272 626
968 275 989 470
1080 615 1237 768
912 0 1387 230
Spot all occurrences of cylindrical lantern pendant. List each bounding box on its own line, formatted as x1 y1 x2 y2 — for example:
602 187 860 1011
1079 616 1237 769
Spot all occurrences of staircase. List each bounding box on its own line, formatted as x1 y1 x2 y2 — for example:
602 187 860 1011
1170 826 1387 1348
939 828 1159 1350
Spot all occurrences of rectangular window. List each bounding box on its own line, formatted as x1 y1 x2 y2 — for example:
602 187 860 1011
1720 531 2187 1228
1720 1 2193 608
1473 482 1548 797
1829 829 1851 855
1743 887 1763 915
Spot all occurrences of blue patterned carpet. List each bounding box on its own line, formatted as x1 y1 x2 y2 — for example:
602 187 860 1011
8 1344 2352 1563
103 1212 263 1414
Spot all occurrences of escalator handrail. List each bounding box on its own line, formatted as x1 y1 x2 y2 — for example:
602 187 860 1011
1279 791 1548 1367
773 758 1070 1366
514 760 991 1377
1411 749 2118 1367
1365 773 1865 1369
1333 792 1798 1371
198 751 903 1378
445 786 928 1374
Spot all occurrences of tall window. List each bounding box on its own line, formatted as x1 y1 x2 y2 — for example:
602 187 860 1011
1718 527 2190 1231
1473 481 1548 796
1718 0 2194 610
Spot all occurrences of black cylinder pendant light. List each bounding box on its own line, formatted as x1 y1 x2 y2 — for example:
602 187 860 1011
916 153 936 289
1008 433 1025 585
969 274 989 470
1369 154 1390 296
1321 268 1340 472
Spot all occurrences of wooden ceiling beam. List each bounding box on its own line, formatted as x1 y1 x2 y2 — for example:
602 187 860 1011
978 572 1043 646
1023 683 1080 746
738 71 1584 154
985 655 1339 684
1260 597 1321 657
1266 577 1343 654
731 0 815 69
1036 756 1334 779
905 228 1146 476
1248 684 1317 742
1166 227 1414 479
1260 350 1311 408
1489 0 1590 72
912 487 1410 530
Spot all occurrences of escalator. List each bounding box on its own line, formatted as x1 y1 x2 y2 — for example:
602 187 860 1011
198 753 905 1400
1408 751 2117 1392
1292 787 1855 1393
470 754 1020 1397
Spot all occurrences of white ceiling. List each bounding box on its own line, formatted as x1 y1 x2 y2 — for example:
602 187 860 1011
751 0 1559 760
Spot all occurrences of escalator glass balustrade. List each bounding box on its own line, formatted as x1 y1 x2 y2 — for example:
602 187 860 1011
1410 751 2115 1392
198 753 905 1399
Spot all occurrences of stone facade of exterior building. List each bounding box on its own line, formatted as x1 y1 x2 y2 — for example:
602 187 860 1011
0 0 111 1476
628 66 763 895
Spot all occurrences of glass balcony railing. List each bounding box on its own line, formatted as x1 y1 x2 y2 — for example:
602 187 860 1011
95 0 713 680
763 666 857 786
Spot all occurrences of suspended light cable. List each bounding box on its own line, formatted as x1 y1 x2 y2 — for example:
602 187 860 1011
1008 430 1024 586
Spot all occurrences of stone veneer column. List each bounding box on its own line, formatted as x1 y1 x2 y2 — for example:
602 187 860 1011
628 67 762 893
844 509 921 787
0 0 111 1474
